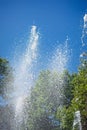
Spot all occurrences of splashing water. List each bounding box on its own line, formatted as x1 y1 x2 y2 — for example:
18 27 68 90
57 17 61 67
81 14 87 46
51 37 69 73
81 14 87 58
13 30 69 129
8 25 39 129
73 111 82 130
49 38 70 111
1 12 87 130
3 26 70 130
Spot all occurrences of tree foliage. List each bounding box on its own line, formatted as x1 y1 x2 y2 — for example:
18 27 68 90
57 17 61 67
71 59 87 130
0 57 11 96
0 57 14 130
27 70 75 130
27 70 64 130
27 63 87 130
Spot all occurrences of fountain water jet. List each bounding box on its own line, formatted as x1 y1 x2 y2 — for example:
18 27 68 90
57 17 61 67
81 14 87 58
3 26 70 130
6 25 39 130
50 38 69 73
73 111 82 130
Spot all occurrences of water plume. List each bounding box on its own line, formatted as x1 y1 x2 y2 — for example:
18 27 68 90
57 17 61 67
6 25 39 129
49 38 70 109
50 37 69 73
73 111 82 130
81 14 87 51
3 26 70 130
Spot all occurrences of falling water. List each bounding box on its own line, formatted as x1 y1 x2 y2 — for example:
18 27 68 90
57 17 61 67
7 25 39 130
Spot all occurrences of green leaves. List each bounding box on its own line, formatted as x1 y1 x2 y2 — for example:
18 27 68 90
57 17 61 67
0 58 9 95
27 70 64 130
0 56 87 130
0 58 13 99
27 70 75 130
71 60 87 129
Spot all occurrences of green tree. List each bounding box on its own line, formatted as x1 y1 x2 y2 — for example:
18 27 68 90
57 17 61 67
71 60 87 130
62 71 75 107
27 70 76 130
0 57 14 130
27 70 65 130
0 57 10 96
0 57 13 100
56 71 75 130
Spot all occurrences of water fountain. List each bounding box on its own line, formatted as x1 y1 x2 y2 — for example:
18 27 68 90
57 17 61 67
0 12 86 130
2 24 69 130
50 37 69 73
1 19 86 129
13 25 39 130
81 14 87 59
3 25 39 130
73 111 82 130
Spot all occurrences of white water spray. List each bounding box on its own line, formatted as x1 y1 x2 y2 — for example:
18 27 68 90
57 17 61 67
10 25 39 129
73 111 82 130
49 38 70 109
3 26 70 130
81 14 87 58
51 37 69 73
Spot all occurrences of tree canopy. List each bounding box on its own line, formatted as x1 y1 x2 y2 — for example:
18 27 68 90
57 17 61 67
0 56 87 130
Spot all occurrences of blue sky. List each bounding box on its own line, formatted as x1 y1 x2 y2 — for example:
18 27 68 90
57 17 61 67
0 0 87 72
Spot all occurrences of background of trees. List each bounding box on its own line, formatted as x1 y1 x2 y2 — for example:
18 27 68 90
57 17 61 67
0 57 14 130
0 56 87 130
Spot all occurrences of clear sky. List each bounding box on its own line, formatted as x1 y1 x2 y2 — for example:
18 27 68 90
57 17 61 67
0 0 87 72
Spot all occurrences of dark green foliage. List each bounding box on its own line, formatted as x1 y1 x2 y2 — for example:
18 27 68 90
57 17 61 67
55 71 75 130
0 57 10 95
0 57 13 100
62 70 75 107
71 60 87 130
0 57 14 130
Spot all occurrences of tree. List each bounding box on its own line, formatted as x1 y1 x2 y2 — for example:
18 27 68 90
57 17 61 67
27 70 65 130
26 70 77 130
0 57 14 130
56 71 75 130
71 60 87 130
0 57 13 97
62 70 75 107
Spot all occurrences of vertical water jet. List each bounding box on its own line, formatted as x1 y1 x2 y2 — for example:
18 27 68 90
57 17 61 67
73 111 82 130
5 25 39 130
